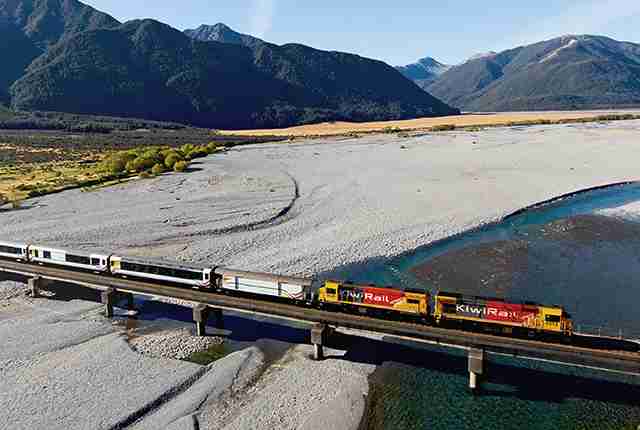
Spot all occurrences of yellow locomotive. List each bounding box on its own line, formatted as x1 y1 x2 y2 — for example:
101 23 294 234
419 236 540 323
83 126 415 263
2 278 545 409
318 280 429 318
433 292 573 336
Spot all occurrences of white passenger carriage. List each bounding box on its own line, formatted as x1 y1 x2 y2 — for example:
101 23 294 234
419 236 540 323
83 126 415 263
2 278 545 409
0 241 29 261
214 268 311 300
110 255 212 288
28 245 109 272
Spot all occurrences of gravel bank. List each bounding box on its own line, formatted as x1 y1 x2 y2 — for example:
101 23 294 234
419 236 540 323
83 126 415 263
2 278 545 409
198 343 374 430
2 121 640 276
130 327 224 360
0 286 209 430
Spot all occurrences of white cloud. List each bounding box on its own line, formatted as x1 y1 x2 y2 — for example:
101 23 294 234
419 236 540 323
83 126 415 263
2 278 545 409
249 0 275 38
510 0 640 47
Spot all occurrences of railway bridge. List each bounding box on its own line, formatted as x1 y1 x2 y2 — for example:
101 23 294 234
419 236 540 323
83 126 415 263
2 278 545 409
1 260 639 391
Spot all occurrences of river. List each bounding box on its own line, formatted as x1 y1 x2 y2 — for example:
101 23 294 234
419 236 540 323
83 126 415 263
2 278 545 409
325 182 640 430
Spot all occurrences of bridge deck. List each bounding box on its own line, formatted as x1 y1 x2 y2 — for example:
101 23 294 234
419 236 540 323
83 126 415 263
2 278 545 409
1 260 639 375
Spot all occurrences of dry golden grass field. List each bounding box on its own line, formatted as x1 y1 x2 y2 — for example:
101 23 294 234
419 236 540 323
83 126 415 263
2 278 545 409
220 110 640 137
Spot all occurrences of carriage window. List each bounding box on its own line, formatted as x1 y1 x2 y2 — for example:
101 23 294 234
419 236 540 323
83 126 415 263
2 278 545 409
0 245 22 255
67 254 91 265
90 258 101 266
407 299 420 305
44 251 51 259
545 315 561 323
326 288 337 295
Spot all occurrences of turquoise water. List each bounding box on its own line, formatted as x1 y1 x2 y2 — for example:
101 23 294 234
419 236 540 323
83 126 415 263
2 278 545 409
327 182 640 335
325 182 640 430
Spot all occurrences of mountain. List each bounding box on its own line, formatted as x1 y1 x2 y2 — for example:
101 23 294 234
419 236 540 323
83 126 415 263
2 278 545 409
396 57 451 88
427 35 640 111
0 0 119 47
465 52 498 62
0 0 120 102
10 19 459 129
184 23 263 48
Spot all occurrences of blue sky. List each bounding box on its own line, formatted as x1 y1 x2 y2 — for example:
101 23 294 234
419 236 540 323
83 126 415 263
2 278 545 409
82 0 640 65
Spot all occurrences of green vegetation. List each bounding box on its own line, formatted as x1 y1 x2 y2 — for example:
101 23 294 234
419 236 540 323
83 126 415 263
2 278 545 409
0 105 13 121
185 344 228 365
431 124 456 131
0 134 224 207
100 143 221 176
7 18 457 130
382 126 402 134
173 160 188 172
151 163 165 175
501 114 640 128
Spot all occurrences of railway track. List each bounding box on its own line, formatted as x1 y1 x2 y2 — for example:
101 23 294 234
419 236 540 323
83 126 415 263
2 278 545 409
1 259 639 376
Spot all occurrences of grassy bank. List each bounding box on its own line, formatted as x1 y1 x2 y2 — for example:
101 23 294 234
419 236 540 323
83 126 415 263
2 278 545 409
185 343 228 365
0 141 224 206
219 110 640 138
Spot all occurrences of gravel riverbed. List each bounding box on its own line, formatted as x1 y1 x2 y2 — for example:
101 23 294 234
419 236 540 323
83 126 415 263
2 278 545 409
2 121 640 276
3 120 640 429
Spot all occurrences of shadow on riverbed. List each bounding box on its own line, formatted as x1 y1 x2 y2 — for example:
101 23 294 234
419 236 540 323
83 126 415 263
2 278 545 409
327 331 640 406
3 274 638 409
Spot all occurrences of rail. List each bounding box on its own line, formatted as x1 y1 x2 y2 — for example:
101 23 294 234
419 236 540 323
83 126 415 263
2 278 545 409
1 259 639 380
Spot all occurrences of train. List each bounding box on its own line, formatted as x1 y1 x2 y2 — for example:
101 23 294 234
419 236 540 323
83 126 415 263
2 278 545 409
0 240 574 339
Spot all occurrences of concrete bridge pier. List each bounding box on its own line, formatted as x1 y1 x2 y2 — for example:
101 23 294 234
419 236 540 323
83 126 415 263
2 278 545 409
468 348 486 391
101 288 115 318
311 323 329 360
193 305 223 336
28 276 43 298
193 304 209 336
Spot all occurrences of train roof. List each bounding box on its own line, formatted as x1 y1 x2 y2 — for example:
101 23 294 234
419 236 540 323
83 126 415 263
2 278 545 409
0 240 28 248
112 254 210 272
216 267 312 286
326 279 427 294
437 291 565 309
29 243 110 257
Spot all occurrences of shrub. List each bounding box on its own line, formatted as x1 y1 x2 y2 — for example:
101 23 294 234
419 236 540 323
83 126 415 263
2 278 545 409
104 155 128 175
187 147 209 159
141 149 163 164
382 126 402 134
128 156 156 173
207 142 219 153
164 152 183 169
174 160 188 172
431 124 456 132
151 163 165 175
181 144 195 155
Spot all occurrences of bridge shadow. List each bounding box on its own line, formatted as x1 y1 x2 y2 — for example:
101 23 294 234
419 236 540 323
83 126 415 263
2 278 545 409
2 277 639 406
125 296 640 407
328 331 640 405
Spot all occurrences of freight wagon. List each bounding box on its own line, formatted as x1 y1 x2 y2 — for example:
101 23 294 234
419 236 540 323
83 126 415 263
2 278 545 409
215 268 311 301
433 292 573 336
318 280 429 318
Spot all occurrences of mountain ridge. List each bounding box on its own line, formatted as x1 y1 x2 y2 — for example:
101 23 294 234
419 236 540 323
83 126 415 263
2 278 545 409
184 23 264 47
10 17 459 129
396 56 451 88
426 34 640 111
